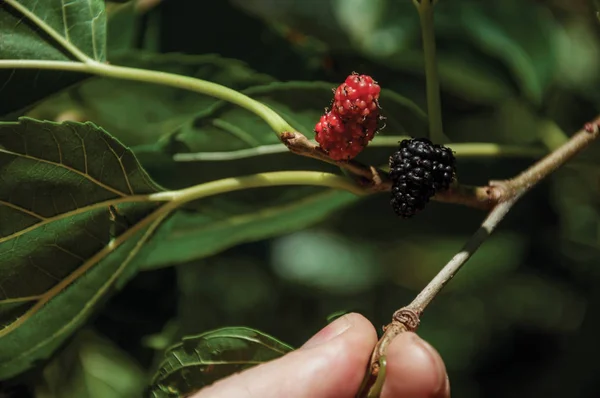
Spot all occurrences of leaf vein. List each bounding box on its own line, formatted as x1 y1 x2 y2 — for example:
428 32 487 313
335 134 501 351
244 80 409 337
28 257 61 282
0 195 153 244
48 243 85 261
0 147 127 197
100 135 133 195
0 200 45 221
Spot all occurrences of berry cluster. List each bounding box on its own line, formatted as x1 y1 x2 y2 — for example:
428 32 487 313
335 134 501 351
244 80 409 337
389 138 456 218
314 73 382 160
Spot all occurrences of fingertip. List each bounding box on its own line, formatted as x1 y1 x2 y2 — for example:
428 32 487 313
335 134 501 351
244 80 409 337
301 312 376 351
381 332 449 398
195 313 379 398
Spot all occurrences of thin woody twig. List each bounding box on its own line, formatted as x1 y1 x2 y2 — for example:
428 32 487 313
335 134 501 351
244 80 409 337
280 131 498 208
364 117 600 388
280 132 391 192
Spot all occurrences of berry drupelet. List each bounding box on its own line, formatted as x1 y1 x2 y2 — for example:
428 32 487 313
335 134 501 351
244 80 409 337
333 73 381 120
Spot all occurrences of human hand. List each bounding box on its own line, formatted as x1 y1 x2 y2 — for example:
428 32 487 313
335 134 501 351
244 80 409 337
192 313 450 398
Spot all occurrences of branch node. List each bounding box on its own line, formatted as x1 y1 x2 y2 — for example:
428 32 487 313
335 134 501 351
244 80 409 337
487 180 512 202
391 307 420 331
584 122 600 134
280 131 314 155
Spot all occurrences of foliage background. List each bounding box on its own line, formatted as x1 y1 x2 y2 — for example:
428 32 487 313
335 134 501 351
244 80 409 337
3 0 600 396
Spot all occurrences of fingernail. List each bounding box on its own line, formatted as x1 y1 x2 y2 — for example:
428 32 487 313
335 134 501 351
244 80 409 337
302 315 353 349
412 335 448 396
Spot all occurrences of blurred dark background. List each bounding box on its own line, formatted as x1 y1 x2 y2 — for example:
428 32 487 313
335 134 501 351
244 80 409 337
5 0 600 397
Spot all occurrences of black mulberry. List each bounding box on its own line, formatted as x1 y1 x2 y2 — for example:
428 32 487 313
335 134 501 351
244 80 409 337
389 138 456 218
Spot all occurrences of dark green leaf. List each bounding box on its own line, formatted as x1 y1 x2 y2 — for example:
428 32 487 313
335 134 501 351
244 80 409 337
0 117 166 379
148 327 293 397
105 2 142 55
1 0 106 61
0 0 107 116
34 329 146 398
28 52 276 147
105 2 162 54
140 190 360 270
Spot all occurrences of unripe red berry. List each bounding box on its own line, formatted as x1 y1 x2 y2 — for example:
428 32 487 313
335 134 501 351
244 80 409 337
313 73 384 160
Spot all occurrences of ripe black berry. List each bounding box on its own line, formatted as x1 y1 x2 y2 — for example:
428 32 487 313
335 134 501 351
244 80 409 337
389 138 456 218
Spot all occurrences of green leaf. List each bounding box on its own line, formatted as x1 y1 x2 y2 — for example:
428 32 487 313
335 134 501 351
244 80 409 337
148 327 294 397
34 329 146 398
1 0 106 61
105 2 145 55
0 117 166 379
140 190 359 270
0 0 107 117
27 52 276 147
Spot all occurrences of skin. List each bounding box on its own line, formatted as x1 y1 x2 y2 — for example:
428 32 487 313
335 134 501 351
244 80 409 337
192 313 450 398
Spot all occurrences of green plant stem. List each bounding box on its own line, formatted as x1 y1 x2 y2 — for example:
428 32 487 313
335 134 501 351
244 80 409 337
150 171 368 204
0 60 295 136
414 0 446 143
85 62 294 134
172 138 546 162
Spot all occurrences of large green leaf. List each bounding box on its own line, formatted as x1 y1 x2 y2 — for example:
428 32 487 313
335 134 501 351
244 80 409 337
34 329 146 398
140 190 359 270
28 52 276 147
148 327 294 397
0 0 107 116
0 117 166 379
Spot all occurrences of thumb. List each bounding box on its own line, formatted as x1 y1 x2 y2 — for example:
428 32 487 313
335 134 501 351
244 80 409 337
193 313 377 398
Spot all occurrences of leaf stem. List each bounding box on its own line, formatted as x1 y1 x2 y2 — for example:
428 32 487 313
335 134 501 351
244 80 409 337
0 60 89 72
150 171 368 204
85 62 295 134
0 60 295 136
414 0 446 143
172 138 546 162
